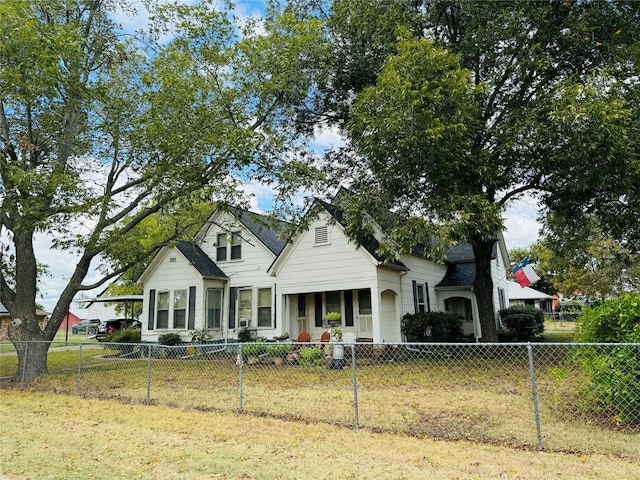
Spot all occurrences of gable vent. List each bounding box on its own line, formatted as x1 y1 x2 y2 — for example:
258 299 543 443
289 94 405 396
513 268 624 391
315 226 329 245
169 257 177 263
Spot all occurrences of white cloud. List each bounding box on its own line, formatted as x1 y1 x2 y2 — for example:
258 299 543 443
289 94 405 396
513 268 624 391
503 195 542 250
312 126 346 151
241 182 277 213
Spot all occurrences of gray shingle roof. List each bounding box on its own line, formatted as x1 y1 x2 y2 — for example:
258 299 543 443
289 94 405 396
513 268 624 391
435 244 498 288
436 261 477 288
231 208 287 256
176 241 228 279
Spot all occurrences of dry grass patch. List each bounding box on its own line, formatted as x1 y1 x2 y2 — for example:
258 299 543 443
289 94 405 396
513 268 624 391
2 390 639 480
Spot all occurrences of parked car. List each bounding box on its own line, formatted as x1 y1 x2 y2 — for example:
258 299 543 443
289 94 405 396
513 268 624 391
72 318 101 335
95 319 141 341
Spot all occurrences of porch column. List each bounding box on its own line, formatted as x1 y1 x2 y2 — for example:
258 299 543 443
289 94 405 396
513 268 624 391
371 284 381 343
275 291 286 336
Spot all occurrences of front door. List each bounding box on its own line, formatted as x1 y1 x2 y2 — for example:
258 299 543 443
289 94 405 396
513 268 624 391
446 297 474 339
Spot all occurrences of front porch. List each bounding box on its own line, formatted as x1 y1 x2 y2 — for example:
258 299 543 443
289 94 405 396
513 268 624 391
277 287 401 343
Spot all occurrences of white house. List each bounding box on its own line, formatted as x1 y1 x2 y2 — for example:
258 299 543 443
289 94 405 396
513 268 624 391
507 281 554 312
75 287 143 322
138 203 511 343
139 208 285 343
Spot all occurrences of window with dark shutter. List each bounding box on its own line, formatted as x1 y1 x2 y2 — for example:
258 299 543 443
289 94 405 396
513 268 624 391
147 289 156 330
228 287 237 329
187 286 196 329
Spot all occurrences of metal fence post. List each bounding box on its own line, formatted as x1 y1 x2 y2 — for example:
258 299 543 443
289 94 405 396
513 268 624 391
146 344 153 402
238 344 244 412
21 341 28 385
351 344 359 430
76 343 83 393
527 343 543 451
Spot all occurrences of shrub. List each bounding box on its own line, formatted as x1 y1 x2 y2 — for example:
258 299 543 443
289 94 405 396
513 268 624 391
573 293 640 425
499 306 544 341
298 346 324 366
191 329 213 344
243 339 292 357
105 328 141 343
576 292 640 343
401 312 464 342
104 328 141 354
158 332 182 346
237 327 256 343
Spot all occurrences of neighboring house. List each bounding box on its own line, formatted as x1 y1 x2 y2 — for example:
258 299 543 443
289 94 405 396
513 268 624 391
507 282 554 312
60 311 82 332
139 203 511 344
0 303 50 341
75 288 142 322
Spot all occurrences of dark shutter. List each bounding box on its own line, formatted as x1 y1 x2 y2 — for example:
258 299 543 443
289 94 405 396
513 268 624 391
314 293 323 327
344 290 354 327
425 283 431 312
273 285 277 329
187 286 196 329
147 289 156 330
228 287 237 329
412 280 418 313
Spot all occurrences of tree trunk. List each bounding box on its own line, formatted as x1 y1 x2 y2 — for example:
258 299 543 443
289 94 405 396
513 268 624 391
472 238 499 342
10 335 50 383
7 231 51 383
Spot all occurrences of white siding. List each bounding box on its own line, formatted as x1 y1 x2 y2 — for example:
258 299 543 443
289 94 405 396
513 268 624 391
198 212 278 336
199 212 276 287
274 214 379 295
398 254 448 315
141 247 204 342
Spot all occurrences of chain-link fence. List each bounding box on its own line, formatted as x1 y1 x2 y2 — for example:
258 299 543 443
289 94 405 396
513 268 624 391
1 341 638 459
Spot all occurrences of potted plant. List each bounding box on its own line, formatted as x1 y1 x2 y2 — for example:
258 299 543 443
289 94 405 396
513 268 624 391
332 328 343 342
326 312 341 327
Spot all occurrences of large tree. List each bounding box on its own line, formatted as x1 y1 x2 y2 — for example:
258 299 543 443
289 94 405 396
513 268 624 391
540 216 640 302
0 0 320 382
279 0 638 341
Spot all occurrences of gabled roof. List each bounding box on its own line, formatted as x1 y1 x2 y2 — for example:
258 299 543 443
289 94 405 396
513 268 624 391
435 244 498 288
313 199 407 269
436 260 477 288
176 241 228 280
230 208 287 256
508 281 553 300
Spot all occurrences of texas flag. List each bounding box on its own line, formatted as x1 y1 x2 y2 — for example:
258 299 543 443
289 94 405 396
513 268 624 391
512 257 540 288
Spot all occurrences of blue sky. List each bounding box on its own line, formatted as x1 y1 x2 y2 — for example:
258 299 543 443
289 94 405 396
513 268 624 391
31 0 540 314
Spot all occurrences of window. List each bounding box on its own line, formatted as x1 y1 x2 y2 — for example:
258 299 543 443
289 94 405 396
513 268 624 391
156 292 169 329
173 289 187 328
297 295 306 318
358 289 372 315
257 288 272 328
206 288 223 329
326 291 341 315
416 284 426 313
315 225 329 245
216 233 227 262
238 289 252 328
230 232 242 260
217 231 242 261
